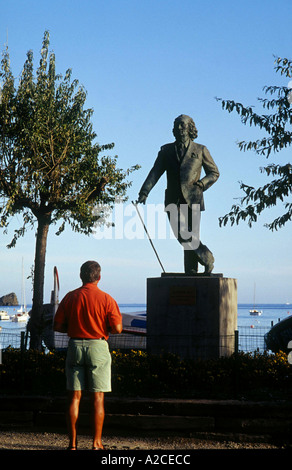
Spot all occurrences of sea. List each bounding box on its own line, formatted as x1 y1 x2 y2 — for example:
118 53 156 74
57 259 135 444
0 303 291 352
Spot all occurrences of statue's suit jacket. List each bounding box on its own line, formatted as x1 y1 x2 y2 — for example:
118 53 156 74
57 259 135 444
139 141 219 211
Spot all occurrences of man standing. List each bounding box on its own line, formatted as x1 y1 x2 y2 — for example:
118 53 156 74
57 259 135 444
53 260 122 450
137 114 219 274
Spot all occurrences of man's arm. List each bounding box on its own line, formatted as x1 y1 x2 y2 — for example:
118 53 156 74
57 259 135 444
109 323 123 334
53 300 68 333
53 320 68 333
138 148 166 203
107 298 123 334
200 146 220 191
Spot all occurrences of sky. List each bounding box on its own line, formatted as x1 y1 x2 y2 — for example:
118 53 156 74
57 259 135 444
0 0 291 305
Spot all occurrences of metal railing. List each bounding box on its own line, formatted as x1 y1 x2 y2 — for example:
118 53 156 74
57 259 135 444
0 325 272 355
237 326 270 353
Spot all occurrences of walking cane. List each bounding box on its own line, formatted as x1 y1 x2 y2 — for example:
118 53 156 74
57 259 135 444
132 201 166 273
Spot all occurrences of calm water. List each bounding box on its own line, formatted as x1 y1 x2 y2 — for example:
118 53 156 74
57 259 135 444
237 303 292 328
120 303 292 329
1 303 291 329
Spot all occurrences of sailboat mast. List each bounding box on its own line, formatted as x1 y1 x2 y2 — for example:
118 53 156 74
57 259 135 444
253 283 256 309
21 258 26 312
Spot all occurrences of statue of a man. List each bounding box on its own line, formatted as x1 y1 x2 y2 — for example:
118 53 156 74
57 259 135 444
137 114 219 274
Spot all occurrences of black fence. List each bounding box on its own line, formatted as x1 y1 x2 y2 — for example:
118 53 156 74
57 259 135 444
237 326 270 353
0 325 273 355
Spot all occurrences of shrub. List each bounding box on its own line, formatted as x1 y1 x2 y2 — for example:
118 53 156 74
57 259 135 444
0 348 291 399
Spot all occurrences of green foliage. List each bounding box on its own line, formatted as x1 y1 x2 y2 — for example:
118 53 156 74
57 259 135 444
216 57 292 231
0 348 291 400
0 30 139 246
0 348 66 395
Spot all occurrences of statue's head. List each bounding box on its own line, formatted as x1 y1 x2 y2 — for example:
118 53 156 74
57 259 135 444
172 114 198 141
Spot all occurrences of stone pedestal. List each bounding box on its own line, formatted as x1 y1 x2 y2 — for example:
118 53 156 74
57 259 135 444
147 274 237 359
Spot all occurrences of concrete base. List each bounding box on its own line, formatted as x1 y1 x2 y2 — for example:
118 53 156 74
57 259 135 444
147 275 237 359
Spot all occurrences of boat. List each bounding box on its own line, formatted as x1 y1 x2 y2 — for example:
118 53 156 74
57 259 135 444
108 311 147 350
17 306 27 314
0 311 10 320
11 311 30 322
249 283 262 316
42 266 71 351
264 315 292 353
17 258 28 315
121 311 146 332
249 309 262 316
45 266 65 350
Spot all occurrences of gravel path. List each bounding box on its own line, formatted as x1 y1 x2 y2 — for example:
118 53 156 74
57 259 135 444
0 429 281 451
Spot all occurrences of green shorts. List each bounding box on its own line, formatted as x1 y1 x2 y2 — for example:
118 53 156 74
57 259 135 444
66 338 112 392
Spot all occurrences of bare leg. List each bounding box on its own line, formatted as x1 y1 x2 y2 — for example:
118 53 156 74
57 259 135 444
184 249 199 274
67 390 82 449
91 391 105 449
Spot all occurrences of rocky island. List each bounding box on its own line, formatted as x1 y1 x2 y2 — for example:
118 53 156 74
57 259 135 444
0 293 19 306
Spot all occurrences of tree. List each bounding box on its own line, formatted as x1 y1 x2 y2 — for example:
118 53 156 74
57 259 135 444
216 57 292 231
0 31 139 349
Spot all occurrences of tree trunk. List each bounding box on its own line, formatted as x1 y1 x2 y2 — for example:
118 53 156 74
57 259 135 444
29 214 50 350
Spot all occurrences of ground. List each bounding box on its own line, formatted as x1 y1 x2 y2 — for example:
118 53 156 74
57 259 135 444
0 428 283 450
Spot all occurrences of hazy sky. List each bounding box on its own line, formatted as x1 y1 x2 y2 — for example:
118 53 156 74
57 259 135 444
0 0 291 305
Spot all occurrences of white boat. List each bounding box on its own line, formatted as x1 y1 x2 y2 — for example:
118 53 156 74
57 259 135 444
17 257 28 315
0 311 10 320
249 309 262 316
121 311 146 333
11 312 30 322
17 305 27 314
249 283 262 316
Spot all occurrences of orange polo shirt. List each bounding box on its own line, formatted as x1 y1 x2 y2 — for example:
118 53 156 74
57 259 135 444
54 283 122 339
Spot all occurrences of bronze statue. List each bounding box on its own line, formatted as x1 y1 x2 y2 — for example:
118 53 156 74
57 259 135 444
137 114 219 274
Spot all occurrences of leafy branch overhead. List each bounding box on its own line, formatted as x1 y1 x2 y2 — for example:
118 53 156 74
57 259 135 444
0 30 139 247
216 57 292 231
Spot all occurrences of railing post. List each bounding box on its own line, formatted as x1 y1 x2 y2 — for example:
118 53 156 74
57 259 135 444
233 329 239 399
234 329 239 355
21 331 25 353
20 331 25 394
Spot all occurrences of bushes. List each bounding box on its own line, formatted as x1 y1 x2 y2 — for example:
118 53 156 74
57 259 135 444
111 350 232 398
0 347 66 395
230 350 292 399
111 350 292 399
0 347 291 400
